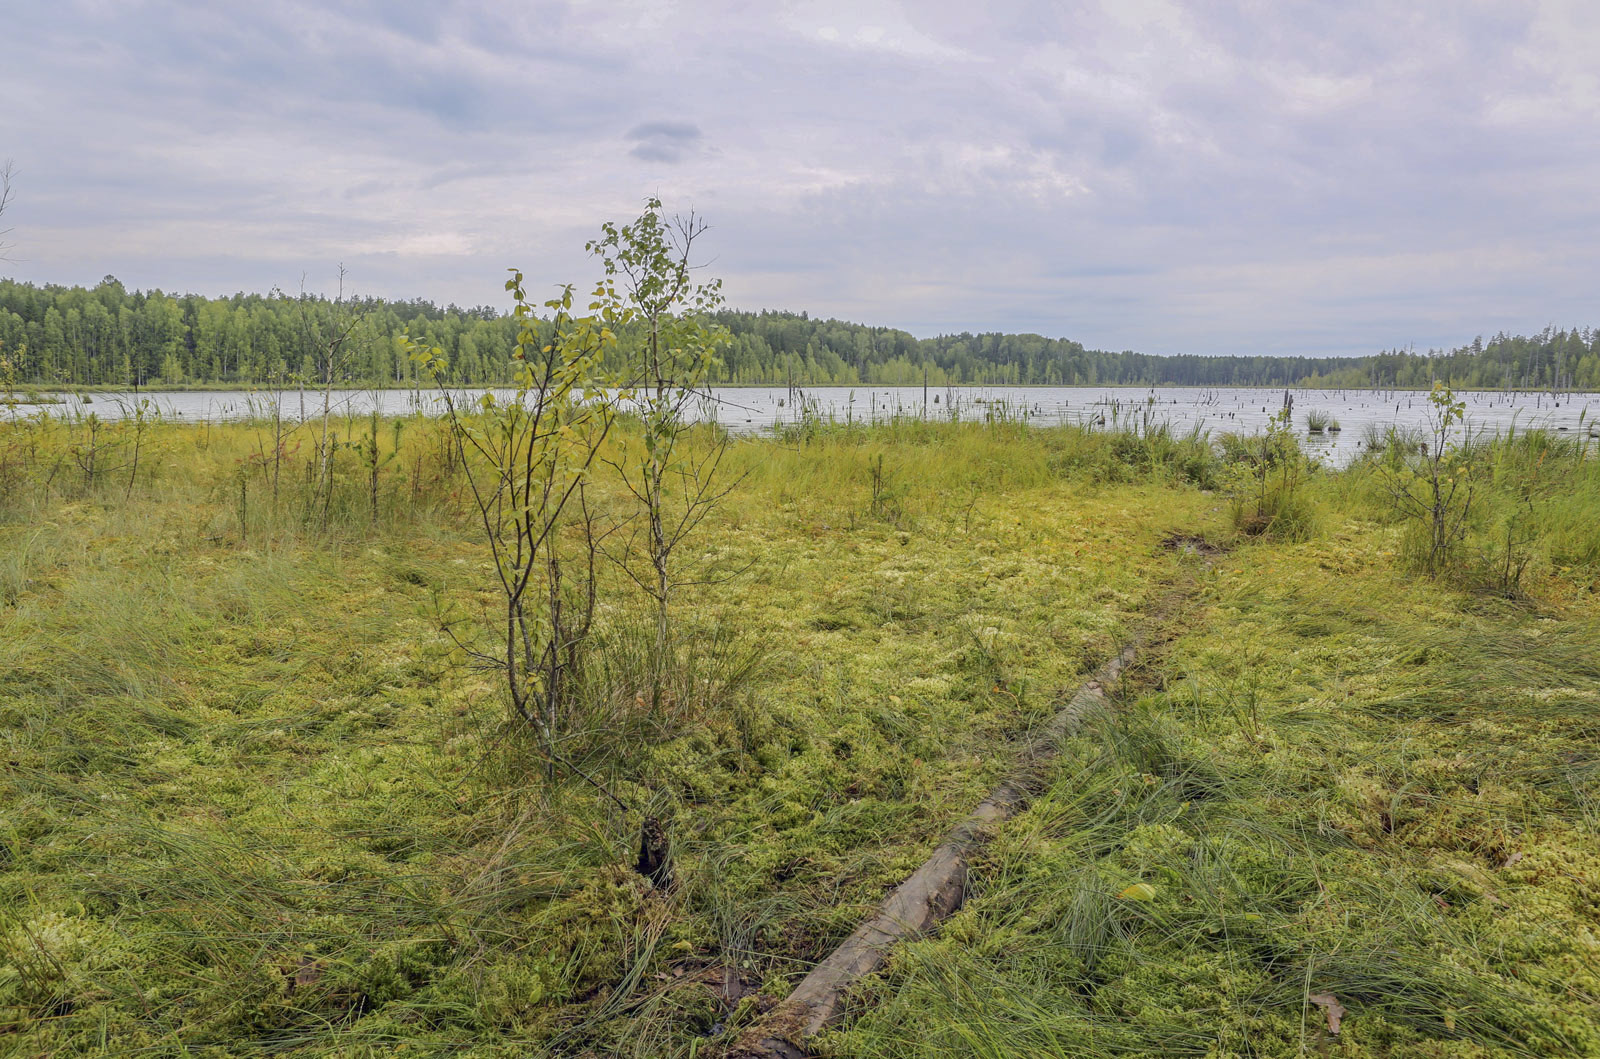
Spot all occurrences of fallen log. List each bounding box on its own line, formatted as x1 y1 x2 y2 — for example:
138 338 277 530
733 598 1179 1058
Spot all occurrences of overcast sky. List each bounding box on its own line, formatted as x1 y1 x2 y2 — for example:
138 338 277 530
3 1 1597 356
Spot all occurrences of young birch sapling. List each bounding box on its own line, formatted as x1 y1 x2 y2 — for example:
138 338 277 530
586 199 737 705
1383 383 1476 574
405 273 623 781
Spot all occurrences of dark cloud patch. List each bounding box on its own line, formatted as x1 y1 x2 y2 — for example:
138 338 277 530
626 121 704 163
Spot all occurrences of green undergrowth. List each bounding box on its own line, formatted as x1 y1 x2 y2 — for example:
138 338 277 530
5 410 1595 1057
830 522 1600 1057
1340 425 1600 589
0 416 1215 1056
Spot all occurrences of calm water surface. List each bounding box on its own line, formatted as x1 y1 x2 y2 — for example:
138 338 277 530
14 385 1599 467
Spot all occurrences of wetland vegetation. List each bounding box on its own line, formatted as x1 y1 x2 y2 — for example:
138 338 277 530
3 205 1599 1059
3 389 1598 1056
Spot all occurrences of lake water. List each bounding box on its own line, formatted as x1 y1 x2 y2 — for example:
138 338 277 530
10 385 1599 467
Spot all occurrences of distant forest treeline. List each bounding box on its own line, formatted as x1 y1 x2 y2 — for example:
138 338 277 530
2 275 1598 391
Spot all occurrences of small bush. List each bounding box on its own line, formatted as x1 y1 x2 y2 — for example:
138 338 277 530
1221 410 1316 540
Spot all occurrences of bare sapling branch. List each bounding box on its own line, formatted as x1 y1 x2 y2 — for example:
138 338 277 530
0 160 15 261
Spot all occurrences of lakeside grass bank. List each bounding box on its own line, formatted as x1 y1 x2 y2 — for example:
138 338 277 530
2 411 1597 1057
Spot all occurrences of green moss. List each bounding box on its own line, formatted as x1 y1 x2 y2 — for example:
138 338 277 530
835 492 1600 1058
5 412 1595 1056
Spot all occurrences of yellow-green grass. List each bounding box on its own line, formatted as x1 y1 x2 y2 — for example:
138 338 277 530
832 515 1600 1057
4 410 1595 1056
2 413 1219 1056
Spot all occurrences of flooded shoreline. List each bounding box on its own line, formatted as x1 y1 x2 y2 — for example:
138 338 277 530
9 384 1597 467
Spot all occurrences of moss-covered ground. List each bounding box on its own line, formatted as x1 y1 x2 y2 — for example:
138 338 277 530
831 518 1600 1056
2 412 1597 1057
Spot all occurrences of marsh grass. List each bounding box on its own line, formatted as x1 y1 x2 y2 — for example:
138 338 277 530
1217 419 1322 542
1349 422 1600 589
752 419 1218 525
1476 427 1600 571
832 533 1600 1057
3 406 1594 1056
0 410 1222 1055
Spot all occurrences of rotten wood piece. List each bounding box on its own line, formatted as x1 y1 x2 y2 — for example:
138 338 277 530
637 815 673 889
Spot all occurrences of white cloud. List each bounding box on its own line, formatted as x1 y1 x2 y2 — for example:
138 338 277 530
780 0 970 60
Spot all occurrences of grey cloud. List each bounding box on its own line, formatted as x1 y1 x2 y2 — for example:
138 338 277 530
628 121 702 141
626 121 704 163
2 1 1597 356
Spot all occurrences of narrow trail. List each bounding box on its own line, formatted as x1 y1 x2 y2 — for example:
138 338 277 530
733 539 1215 1058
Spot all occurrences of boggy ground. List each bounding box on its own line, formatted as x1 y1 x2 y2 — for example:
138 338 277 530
0 416 1209 1056
1 413 1596 1057
830 527 1600 1057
